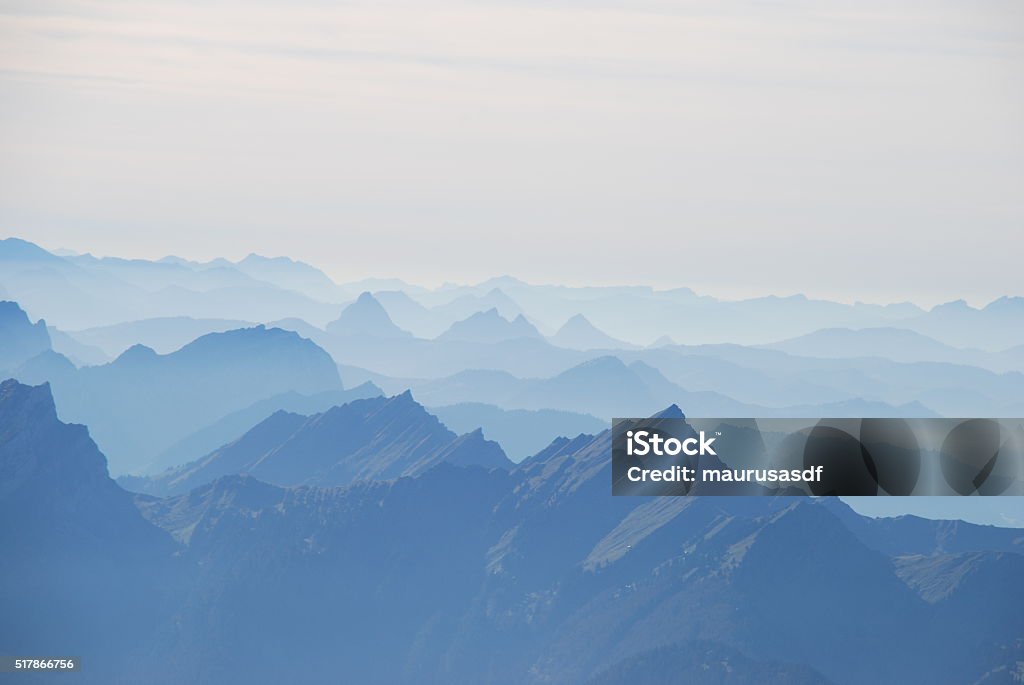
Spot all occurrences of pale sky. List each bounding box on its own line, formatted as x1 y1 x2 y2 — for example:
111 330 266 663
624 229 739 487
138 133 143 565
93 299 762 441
1 0 1022 306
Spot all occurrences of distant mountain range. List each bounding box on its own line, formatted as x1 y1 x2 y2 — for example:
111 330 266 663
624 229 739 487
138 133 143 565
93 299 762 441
67 316 256 357
2 379 1021 684
0 237 342 328
4 313 343 474
403 355 937 420
6 237 1024 350
433 286 525 324
437 308 543 343
764 326 1024 373
9 290 1023 467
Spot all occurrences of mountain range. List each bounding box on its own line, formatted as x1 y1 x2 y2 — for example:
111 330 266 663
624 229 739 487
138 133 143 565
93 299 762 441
7 238 1024 351
437 308 543 343
0 237 341 329
764 327 1024 373
402 355 937 421
2 379 1021 684
5 315 344 473
66 315 257 357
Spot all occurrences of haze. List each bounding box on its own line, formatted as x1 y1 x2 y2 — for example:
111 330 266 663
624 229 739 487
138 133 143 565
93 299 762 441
1 0 1022 306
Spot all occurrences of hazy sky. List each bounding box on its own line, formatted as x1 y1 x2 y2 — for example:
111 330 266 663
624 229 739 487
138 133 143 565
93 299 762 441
1 0 1022 305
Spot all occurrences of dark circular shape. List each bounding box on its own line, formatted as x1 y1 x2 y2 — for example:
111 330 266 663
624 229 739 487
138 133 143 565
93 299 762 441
803 423 879 496
859 418 921 496
939 419 1005 495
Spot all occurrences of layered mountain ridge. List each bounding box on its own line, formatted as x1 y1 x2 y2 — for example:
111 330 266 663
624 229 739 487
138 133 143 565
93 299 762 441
131 392 513 495
3 380 1019 684
7 321 343 473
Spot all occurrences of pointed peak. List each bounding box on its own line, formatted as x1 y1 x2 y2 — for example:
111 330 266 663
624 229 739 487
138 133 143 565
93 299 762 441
0 379 59 424
440 427 512 470
438 307 541 342
327 291 412 338
652 404 685 419
555 314 598 334
0 237 62 261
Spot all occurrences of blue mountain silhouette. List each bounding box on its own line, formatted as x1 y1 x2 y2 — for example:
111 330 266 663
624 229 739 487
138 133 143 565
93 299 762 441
2 379 1021 684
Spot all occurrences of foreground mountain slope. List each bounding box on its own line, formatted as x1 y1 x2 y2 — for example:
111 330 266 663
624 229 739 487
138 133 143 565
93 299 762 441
2 379 1021 685
0 380 174 682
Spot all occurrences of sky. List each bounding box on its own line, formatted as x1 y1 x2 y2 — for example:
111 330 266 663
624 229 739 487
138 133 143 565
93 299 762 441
1 0 1022 306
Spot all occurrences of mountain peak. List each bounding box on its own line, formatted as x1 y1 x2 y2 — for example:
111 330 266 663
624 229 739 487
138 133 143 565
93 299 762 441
983 296 1024 313
240 253 296 266
141 392 463 491
433 427 513 471
477 276 528 290
652 404 685 419
0 378 59 425
113 343 159 364
931 299 973 313
326 292 412 339
393 389 416 404
0 301 51 370
438 308 542 343
551 314 629 351
511 313 531 325
0 237 61 262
